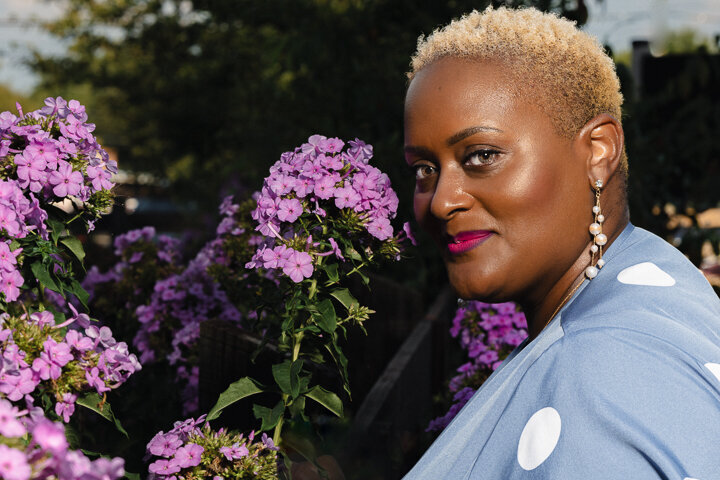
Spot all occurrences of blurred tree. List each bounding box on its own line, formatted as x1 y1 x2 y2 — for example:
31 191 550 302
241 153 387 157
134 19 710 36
31 0 594 213
624 34 720 267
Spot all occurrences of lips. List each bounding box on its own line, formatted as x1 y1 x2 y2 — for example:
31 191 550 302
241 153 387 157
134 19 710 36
447 230 494 255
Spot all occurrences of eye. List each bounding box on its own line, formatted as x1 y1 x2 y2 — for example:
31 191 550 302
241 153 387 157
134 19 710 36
412 163 437 180
465 149 499 167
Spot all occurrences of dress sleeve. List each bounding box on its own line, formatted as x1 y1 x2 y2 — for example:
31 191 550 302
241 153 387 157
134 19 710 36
524 324 720 480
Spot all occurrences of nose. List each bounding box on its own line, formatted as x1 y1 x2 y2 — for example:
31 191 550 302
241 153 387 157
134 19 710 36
430 165 473 221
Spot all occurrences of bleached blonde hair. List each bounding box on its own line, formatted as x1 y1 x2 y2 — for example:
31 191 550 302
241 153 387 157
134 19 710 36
408 6 626 171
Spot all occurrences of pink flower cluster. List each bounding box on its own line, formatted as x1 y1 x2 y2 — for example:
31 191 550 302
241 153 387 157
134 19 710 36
83 221 242 414
147 416 278 479
426 301 527 432
247 135 403 282
0 398 124 480
0 310 140 422
0 98 116 303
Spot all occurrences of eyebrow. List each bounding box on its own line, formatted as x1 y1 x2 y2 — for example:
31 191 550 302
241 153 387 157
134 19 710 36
446 126 502 146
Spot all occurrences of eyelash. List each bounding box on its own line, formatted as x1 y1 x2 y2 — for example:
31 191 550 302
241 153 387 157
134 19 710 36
411 149 500 180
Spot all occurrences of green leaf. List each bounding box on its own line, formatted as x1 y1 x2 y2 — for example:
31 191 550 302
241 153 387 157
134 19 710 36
330 288 359 311
272 360 304 399
123 472 141 480
323 263 339 283
47 218 65 245
207 377 264 421
288 396 307 420
253 400 285 431
60 237 86 264
305 386 343 417
76 393 128 438
67 279 90 310
311 298 337 333
31 261 60 293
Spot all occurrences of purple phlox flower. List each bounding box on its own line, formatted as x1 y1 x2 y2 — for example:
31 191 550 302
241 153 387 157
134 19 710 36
67 303 92 329
402 222 417 246
57 136 78 156
282 250 313 283
173 443 205 468
86 165 114 192
0 242 21 271
67 99 88 122
219 195 239 216
55 392 77 422
293 176 314 197
276 198 303 223
0 444 31 480
0 269 24 302
65 329 94 351
148 459 181 475
25 140 60 169
32 418 68 452
301 158 324 179
0 367 36 401
219 442 249 460
87 457 125 480
476 350 499 366
148 432 183 457
348 138 373 162
352 171 381 200
366 217 393 241
261 245 291 269
14 151 47 192
268 174 294 196
0 399 27 437
85 366 110 393
59 114 95 141
334 186 360 209
328 238 344 261
0 205 21 237
261 432 279 451
0 111 18 130
86 325 116 348
0 140 9 157
301 134 327 155
39 96 68 117
49 160 84 198
314 175 339 200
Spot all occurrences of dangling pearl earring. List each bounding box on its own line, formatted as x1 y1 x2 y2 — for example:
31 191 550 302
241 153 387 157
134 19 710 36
585 179 606 279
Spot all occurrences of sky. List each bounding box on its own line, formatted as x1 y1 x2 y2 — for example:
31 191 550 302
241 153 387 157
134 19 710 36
0 0 719 94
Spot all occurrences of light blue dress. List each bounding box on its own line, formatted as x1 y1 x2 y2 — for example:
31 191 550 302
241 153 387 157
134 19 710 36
403 224 720 480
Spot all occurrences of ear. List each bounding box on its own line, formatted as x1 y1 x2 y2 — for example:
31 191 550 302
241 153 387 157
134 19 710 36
576 113 624 188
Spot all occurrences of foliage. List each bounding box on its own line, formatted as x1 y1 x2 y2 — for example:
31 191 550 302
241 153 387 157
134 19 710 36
427 301 527 432
30 0 594 213
208 135 413 461
0 98 129 476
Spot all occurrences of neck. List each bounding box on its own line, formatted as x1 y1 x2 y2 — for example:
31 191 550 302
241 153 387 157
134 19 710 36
522 199 630 341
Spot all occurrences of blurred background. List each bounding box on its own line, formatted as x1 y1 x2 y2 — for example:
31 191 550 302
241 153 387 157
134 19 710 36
1 0 718 477
1 0 718 282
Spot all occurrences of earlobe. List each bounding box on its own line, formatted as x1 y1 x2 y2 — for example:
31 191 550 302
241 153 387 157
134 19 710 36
580 113 625 187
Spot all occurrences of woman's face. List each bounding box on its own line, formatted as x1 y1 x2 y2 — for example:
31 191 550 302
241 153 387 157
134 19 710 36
404 57 592 304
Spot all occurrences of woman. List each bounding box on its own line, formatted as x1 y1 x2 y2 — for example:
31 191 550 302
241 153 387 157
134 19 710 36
403 7 720 479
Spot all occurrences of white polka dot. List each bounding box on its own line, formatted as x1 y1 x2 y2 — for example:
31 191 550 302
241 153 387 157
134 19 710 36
617 262 676 287
704 362 720 383
683 477 700 480
517 407 562 471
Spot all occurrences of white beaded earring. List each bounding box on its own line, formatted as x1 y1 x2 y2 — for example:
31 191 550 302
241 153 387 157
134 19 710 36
585 179 606 279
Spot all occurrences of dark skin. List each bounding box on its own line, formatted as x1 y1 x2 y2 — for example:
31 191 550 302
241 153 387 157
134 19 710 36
404 57 630 340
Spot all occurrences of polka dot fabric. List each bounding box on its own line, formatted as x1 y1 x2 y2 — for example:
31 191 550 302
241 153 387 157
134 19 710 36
403 225 720 479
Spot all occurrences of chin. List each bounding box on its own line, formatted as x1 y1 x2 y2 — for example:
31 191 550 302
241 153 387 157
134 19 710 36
446 264 510 304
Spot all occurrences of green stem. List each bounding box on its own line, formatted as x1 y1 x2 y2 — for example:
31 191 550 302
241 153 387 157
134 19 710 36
273 330 305 447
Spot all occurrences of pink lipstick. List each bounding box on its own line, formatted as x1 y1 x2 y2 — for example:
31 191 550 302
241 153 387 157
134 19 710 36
447 230 493 255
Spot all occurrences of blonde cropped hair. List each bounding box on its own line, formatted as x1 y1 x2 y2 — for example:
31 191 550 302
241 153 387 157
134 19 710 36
409 6 627 172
